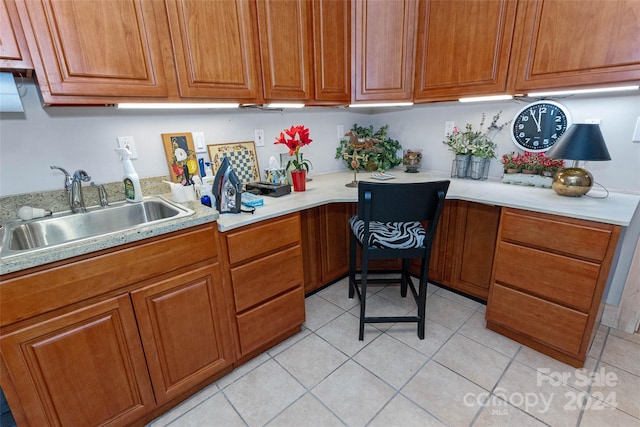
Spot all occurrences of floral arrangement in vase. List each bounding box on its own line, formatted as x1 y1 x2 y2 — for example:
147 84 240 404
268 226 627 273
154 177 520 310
443 111 511 159
275 125 312 191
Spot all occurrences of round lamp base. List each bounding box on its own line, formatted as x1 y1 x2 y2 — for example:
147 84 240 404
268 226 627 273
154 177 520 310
552 168 593 197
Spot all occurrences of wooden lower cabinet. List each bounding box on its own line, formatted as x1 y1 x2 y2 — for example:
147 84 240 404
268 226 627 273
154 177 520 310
449 201 500 300
131 264 235 405
0 295 155 427
220 213 306 361
0 223 236 426
486 208 622 367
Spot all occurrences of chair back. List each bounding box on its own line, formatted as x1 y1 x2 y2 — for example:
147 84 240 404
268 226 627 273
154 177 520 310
357 181 450 226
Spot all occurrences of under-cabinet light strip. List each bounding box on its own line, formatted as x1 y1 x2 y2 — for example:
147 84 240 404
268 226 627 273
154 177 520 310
348 102 414 108
458 95 514 103
117 103 240 109
527 85 639 97
264 103 305 108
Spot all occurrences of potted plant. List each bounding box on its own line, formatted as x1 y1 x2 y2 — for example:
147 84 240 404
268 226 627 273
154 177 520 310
335 124 402 172
274 125 313 191
444 112 510 179
501 152 523 173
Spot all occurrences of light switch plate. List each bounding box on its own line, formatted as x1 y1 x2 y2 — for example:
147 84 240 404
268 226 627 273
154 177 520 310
337 124 344 138
254 129 265 146
633 117 640 143
192 131 207 152
116 136 138 159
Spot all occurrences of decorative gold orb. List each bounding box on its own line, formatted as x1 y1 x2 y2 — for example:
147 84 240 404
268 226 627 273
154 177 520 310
552 167 593 197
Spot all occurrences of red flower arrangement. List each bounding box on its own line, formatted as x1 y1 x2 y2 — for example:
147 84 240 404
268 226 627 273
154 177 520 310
501 151 564 174
274 125 313 172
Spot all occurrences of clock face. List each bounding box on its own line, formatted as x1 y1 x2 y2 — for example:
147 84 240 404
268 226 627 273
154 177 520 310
511 101 571 152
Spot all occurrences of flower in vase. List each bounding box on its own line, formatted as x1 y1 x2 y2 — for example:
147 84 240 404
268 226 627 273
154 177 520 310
274 125 313 172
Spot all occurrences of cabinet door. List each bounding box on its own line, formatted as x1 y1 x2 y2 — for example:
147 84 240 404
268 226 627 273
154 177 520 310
301 207 322 294
352 0 418 102
450 201 500 300
131 264 235 405
166 0 261 101
319 203 352 284
0 295 155 427
15 0 171 103
0 0 32 69
312 0 350 103
414 0 516 101
256 0 313 101
510 0 640 91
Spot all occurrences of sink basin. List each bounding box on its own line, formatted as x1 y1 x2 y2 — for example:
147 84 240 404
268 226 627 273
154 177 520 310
1 196 194 255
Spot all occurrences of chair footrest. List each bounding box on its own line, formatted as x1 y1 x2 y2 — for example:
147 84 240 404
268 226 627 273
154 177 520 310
363 316 421 323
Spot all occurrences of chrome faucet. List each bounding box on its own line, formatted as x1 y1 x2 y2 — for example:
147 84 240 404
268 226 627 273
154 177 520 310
50 166 92 213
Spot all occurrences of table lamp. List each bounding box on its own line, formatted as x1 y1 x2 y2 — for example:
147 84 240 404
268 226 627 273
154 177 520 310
545 124 611 197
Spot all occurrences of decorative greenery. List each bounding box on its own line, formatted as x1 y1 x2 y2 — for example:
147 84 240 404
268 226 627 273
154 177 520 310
274 125 313 172
443 112 510 158
335 124 402 171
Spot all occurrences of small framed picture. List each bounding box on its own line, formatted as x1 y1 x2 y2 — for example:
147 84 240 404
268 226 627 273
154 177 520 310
207 141 260 186
161 133 200 183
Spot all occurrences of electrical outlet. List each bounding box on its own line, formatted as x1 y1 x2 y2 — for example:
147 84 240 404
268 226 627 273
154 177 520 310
116 136 138 159
337 124 344 138
445 121 455 137
254 129 265 146
192 131 206 152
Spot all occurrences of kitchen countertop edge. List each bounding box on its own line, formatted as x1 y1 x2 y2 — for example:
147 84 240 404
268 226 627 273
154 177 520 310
2 171 638 275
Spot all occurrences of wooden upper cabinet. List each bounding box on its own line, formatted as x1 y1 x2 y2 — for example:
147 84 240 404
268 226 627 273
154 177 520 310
256 0 313 102
352 0 418 103
0 0 32 69
414 0 516 102
14 0 172 104
510 0 640 92
166 0 262 101
312 0 350 104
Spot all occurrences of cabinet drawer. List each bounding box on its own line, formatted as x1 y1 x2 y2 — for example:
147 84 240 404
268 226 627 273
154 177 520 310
487 284 587 355
231 246 303 312
225 214 301 265
235 286 305 355
500 209 613 261
494 241 600 311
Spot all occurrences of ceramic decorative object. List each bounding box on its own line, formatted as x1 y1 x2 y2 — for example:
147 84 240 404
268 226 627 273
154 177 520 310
403 149 422 173
291 170 306 192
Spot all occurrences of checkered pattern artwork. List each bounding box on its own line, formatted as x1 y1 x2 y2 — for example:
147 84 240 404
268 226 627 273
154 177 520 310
207 141 260 186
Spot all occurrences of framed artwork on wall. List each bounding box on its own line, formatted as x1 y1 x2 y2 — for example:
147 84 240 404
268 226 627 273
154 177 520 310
207 141 260 186
161 133 200 183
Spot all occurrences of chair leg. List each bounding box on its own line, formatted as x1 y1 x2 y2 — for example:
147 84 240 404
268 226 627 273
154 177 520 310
348 233 356 299
400 258 410 297
359 253 369 341
417 257 429 339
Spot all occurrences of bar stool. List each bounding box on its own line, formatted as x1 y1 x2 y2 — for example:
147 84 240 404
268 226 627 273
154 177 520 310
348 180 450 340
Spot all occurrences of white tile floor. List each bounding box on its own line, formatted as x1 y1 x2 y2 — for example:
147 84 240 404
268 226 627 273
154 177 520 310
149 278 640 427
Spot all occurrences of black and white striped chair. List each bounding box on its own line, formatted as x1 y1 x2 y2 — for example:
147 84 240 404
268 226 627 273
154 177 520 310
348 180 450 340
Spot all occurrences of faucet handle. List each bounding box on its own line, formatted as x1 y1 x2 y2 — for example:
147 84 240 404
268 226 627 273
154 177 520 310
73 170 92 182
50 165 72 190
91 182 109 207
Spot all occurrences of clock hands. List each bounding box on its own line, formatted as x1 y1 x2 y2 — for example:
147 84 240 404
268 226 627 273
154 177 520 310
530 109 542 132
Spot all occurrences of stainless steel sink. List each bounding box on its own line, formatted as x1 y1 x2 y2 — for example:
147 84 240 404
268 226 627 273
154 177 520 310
1 196 194 256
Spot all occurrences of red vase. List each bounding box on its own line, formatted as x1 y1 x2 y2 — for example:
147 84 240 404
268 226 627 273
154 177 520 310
291 170 306 192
